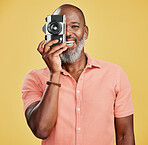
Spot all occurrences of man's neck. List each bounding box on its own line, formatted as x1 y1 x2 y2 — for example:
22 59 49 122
62 51 87 74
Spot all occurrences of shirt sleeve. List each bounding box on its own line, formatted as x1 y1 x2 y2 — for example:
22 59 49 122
114 66 134 118
22 70 43 113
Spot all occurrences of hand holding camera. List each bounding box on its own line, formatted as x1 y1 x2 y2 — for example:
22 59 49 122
37 39 67 73
37 15 68 73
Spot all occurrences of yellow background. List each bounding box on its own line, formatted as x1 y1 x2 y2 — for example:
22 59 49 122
0 0 148 144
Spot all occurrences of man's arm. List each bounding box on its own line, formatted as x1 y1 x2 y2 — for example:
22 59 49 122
25 71 61 139
115 115 135 145
24 40 67 139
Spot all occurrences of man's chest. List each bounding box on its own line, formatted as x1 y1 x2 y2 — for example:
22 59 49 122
58 70 117 116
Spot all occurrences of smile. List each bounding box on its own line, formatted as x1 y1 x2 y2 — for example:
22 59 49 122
66 41 75 45
66 40 76 48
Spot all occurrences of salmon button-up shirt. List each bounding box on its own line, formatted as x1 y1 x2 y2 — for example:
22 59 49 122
22 53 134 145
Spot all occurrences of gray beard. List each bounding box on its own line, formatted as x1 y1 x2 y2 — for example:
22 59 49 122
60 34 85 64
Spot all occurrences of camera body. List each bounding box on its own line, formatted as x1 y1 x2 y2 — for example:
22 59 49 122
42 15 66 47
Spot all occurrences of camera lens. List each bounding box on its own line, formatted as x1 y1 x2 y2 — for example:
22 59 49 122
47 22 62 35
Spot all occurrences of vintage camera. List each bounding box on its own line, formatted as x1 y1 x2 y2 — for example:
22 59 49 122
42 15 66 47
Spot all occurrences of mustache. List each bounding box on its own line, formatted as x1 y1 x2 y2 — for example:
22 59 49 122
66 36 77 44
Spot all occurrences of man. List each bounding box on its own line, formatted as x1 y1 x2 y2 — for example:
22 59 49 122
22 4 135 145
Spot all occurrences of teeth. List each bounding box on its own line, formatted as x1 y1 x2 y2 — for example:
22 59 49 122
66 43 73 46
66 41 75 44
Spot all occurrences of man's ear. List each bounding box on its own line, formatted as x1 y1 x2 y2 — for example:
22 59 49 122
84 25 89 40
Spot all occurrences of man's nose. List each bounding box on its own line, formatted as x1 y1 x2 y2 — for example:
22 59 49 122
66 26 72 37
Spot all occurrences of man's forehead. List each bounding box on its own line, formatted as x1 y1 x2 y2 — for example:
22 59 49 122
54 5 78 14
53 5 85 25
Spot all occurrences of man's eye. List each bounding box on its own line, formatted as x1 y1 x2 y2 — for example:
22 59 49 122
72 25 79 28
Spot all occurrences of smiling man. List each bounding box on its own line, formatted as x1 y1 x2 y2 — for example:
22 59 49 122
22 4 135 145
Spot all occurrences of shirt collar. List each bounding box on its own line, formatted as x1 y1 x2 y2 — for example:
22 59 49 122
85 53 101 69
61 52 101 76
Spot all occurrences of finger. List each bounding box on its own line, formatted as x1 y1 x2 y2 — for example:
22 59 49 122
43 42 66 58
43 39 59 53
37 40 45 54
53 46 68 57
48 42 66 54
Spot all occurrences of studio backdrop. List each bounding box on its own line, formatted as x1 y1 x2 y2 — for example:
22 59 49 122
0 0 148 145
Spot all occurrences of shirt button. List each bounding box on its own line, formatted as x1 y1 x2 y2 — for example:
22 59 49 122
77 127 81 131
77 90 80 93
77 108 80 111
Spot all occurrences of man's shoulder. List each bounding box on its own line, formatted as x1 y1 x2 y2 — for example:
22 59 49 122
24 67 49 80
90 56 121 70
28 67 48 74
